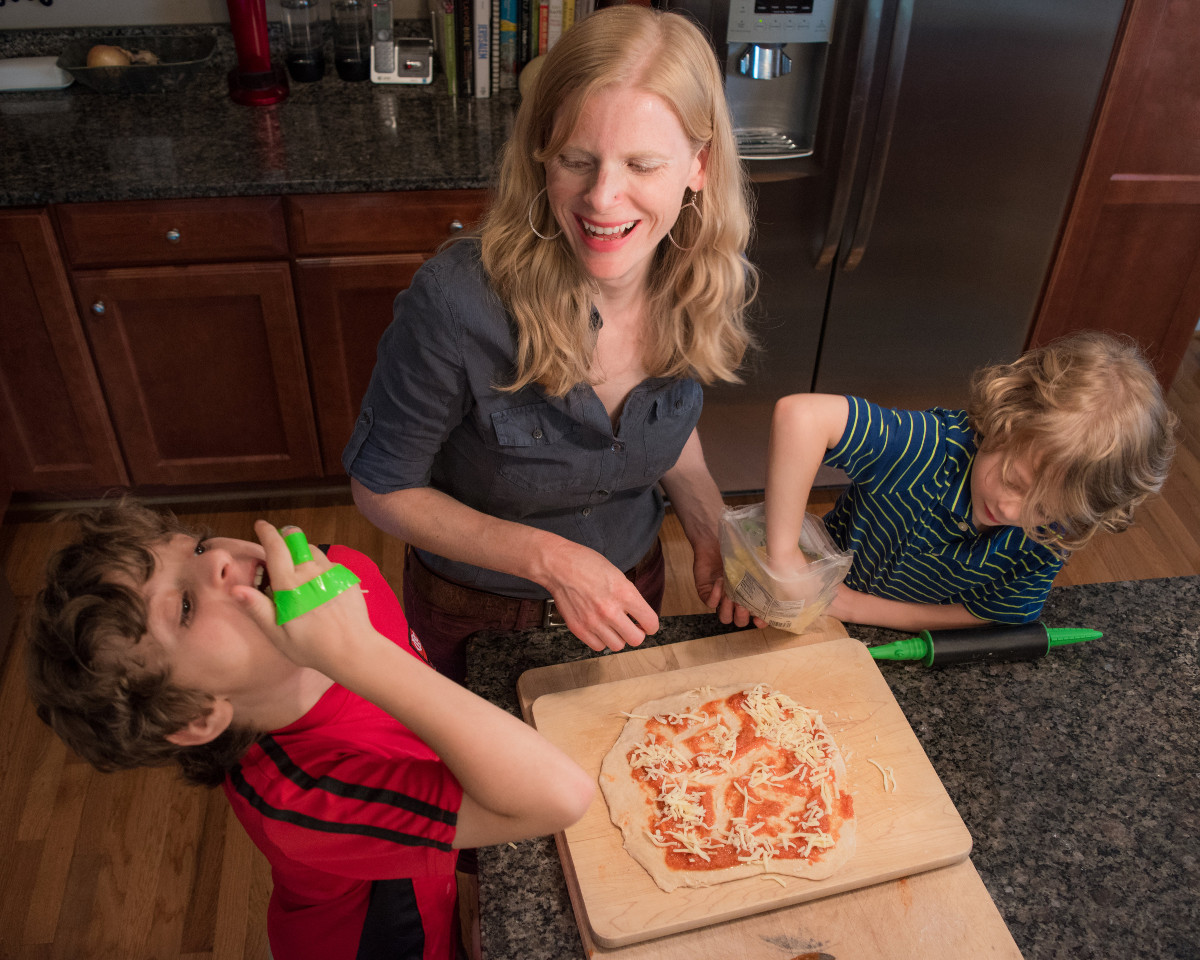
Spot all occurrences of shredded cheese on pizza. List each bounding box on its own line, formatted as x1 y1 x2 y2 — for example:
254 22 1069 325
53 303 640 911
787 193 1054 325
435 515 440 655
625 684 850 875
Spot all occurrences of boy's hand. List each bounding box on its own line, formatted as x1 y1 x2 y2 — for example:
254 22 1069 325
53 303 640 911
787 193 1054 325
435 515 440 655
234 521 380 673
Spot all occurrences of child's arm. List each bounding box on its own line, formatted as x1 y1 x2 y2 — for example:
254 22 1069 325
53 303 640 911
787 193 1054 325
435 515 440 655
828 585 987 632
240 522 595 850
765 394 851 571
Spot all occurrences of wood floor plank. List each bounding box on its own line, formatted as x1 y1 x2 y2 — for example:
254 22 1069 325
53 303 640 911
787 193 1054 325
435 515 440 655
22 761 89 946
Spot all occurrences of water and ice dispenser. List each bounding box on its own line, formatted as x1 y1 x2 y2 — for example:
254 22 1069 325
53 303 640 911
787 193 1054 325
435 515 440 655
674 0 837 160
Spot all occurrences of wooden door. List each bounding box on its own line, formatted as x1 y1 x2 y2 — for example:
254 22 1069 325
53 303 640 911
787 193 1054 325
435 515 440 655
1031 0 1200 389
72 262 321 486
0 209 128 493
294 255 426 476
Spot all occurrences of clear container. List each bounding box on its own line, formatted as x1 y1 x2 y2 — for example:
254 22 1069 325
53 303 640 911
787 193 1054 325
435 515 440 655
280 0 325 82
332 0 372 81
719 502 854 634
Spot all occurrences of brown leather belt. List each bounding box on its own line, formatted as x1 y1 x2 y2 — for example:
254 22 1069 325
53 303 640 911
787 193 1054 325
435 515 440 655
405 539 663 630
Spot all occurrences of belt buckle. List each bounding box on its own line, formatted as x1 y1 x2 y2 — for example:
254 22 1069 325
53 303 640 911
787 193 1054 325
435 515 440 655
542 598 567 628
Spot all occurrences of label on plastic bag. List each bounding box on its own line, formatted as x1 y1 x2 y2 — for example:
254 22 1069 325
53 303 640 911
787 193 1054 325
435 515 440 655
730 569 808 622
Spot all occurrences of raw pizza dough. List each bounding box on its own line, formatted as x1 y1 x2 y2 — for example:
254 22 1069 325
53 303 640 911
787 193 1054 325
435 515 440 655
599 683 856 892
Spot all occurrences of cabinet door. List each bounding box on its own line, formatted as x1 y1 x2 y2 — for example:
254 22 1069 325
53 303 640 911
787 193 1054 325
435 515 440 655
1032 0 1200 389
294 255 425 475
73 262 320 486
0 209 128 492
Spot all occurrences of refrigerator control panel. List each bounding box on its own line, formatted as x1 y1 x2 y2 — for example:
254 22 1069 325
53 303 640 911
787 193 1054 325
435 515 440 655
727 0 835 44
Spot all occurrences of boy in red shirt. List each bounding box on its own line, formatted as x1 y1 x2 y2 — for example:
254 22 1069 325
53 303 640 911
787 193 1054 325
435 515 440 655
27 500 594 960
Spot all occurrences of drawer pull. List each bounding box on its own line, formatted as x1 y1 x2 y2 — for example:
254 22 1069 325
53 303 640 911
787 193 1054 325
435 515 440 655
165 228 182 243
91 301 106 316
449 219 464 233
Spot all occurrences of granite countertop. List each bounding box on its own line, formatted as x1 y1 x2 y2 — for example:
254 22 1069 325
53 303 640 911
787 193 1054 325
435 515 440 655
466 576 1200 960
0 25 517 206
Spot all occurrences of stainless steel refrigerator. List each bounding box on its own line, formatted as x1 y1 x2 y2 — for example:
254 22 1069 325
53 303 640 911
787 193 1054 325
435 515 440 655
668 0 1127 492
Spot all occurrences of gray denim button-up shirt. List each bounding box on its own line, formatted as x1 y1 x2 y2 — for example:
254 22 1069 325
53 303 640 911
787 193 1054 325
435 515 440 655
343 239 702 599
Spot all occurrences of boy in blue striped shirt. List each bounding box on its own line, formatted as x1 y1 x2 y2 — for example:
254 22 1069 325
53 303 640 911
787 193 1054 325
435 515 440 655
764 332 1176 631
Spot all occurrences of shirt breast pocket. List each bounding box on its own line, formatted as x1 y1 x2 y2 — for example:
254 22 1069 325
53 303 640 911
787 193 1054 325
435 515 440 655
491 401 586 493
641 380 702 479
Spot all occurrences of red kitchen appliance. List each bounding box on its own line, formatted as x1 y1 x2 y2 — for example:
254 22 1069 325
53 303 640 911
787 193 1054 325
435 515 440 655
226 0 289 105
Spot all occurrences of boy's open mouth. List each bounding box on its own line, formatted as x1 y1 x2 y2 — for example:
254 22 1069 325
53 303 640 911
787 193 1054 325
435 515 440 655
254 563 272 598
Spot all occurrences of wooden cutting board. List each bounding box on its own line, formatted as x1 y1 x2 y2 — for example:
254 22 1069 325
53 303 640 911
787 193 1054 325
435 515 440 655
530 634 973 948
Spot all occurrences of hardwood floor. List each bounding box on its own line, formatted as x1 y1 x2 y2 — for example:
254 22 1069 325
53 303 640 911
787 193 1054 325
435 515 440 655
0 334 1195 959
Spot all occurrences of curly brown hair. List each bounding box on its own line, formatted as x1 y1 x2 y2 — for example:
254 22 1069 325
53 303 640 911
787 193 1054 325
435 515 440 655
26 499 259 787
967 331 1177 555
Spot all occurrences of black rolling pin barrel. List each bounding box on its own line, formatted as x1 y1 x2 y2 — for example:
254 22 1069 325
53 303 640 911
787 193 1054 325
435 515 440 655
869 622 1103 667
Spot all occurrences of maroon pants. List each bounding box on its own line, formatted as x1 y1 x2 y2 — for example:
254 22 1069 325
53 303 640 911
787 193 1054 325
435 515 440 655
402 539 666 684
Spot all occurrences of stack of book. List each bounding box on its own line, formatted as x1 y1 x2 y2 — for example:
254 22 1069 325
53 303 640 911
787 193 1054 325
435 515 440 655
430 0 601 97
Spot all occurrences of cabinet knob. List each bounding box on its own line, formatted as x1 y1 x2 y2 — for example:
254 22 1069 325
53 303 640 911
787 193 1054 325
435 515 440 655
91 301 106 316
165 228 181 243
449 219 464 233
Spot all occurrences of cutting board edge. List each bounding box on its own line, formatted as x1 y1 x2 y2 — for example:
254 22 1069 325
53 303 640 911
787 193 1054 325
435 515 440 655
585 842 976 949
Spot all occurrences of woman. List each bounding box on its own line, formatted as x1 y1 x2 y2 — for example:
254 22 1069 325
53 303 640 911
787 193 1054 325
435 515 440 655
343 4 758 681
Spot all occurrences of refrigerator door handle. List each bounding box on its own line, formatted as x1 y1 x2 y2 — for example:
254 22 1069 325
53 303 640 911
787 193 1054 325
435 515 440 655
815 0 886 270
841 0 915 272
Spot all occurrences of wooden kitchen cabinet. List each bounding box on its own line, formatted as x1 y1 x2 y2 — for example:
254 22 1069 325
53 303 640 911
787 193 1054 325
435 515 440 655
288 190 489 475
60 197 319 487
0 208 128 492
1030 0 1200 389
72 262 320 486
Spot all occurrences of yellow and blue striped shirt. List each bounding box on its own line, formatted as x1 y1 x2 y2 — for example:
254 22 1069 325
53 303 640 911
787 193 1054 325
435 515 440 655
822 397 1062 624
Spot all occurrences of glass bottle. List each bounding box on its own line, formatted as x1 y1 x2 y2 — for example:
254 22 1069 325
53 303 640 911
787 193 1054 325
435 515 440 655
280 0 325 83
332 0 372 82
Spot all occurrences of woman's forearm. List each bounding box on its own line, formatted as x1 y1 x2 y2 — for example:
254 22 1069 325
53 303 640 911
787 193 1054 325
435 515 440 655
350 479 562 585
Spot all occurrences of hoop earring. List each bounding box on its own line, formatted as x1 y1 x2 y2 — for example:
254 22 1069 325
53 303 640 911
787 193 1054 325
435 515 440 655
527 187 562 240
667 193 703 251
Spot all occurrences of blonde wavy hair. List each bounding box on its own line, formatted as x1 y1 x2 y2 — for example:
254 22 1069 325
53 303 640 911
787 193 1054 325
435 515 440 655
967 331 1177 555
480 4 757 397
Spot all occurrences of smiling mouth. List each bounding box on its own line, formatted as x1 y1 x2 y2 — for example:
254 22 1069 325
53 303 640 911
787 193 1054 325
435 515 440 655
580 217 637 240
254 564 272 597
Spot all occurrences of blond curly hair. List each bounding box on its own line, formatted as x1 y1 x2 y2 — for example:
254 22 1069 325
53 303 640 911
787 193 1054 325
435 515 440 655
480 4 757 397
968 331 1177 554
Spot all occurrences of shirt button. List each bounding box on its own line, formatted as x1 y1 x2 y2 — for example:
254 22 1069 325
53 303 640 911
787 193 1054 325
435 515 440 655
581 506 592 517
610 441 624 453
532 427 544 440
957 521 969 531
598 489 610 498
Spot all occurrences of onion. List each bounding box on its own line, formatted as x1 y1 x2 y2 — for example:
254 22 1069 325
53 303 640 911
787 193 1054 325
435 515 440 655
86 44 133 67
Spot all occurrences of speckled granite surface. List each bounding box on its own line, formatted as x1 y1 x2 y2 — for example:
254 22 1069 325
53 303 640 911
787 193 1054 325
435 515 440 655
0 25 516 205
467 576 1200 960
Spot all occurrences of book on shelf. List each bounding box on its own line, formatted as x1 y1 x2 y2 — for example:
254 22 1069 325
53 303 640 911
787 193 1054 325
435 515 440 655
490 0 500 93
474 0 491 97
430 0 458 95
545 0 563 51
518 0 532 70
499 0 518 89
454 0 473 96
537 0 549 54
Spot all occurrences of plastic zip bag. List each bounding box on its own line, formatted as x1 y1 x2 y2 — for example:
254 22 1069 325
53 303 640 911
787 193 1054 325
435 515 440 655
719 502 853 634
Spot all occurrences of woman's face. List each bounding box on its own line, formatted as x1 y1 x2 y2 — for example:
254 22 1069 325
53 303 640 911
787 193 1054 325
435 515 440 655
544 83 708 294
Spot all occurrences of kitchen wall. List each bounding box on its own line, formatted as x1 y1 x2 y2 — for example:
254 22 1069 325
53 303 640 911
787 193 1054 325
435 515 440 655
0 0 426 28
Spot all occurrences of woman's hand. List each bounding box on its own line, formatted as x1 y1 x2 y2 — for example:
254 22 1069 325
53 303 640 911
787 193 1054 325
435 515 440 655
540 540 659 652
234 521 381 675
691 538 764 629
